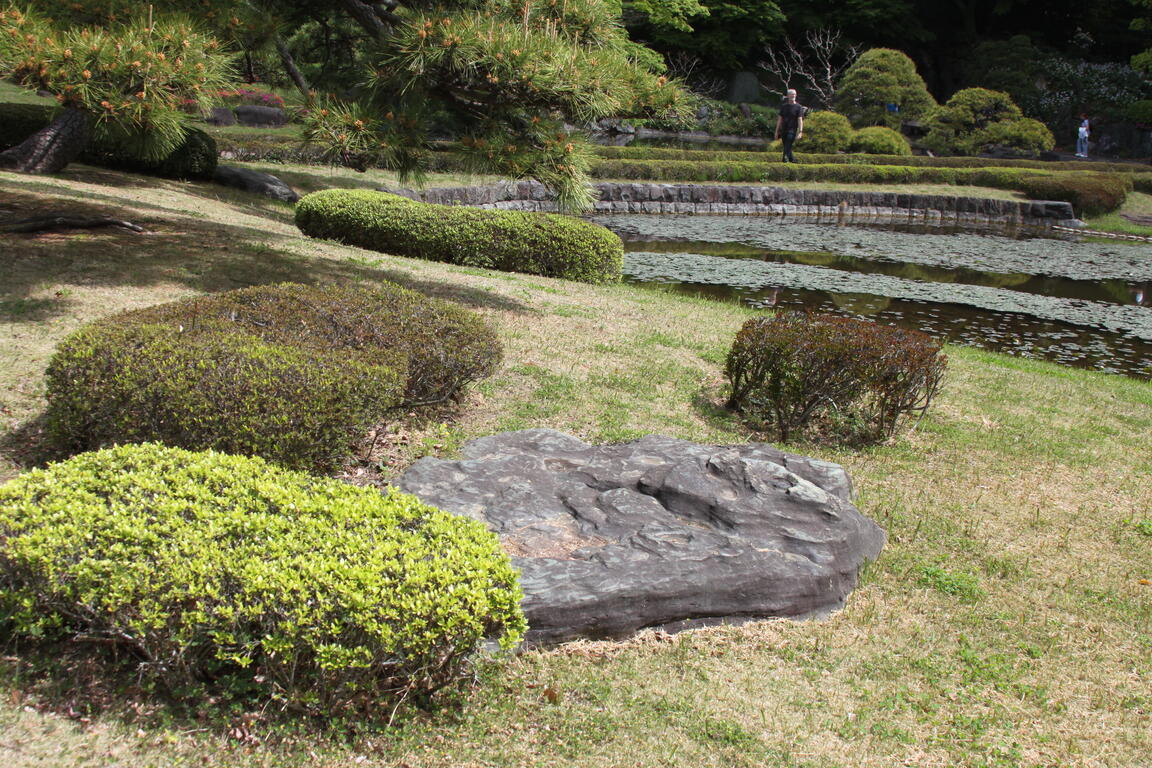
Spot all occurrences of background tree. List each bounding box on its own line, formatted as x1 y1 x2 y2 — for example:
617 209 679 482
759 28 860 108
0 5 233 174
624 0 786 74
833 47 935 128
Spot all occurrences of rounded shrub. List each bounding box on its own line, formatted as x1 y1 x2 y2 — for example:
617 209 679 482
0 443 526 712
834 48 936 129
793 111 854 154
848 126 912 156
45 282 501 469
725 312 947 444
921 88 1053 157
295 190 623 284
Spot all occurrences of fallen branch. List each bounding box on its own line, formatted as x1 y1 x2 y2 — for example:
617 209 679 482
1 215 148 234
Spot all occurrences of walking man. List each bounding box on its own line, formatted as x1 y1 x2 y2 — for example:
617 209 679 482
775 89 804 163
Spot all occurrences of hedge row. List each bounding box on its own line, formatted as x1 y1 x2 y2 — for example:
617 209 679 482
0 443 525 712
590 144 1146 174
295 189 623 283
46 282 501 470
0 103 217 180
588 159 1129 215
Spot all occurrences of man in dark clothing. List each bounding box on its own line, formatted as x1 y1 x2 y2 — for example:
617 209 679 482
774 89 804 163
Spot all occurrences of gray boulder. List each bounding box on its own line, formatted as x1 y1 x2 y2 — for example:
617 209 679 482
213 165 299 203
233 105 288 127
206 107 237 127
397 429 885 645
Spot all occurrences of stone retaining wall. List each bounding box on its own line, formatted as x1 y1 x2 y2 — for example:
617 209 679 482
389 181 1078 226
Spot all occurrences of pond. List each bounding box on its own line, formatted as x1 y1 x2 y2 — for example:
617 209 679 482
593 214 1152 379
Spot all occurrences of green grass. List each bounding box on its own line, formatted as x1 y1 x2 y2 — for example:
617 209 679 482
1 164 1150 768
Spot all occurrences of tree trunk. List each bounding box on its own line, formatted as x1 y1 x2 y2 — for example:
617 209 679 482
0 108 93 174
275 35 311 97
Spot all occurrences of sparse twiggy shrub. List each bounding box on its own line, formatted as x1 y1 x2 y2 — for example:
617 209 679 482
725 312 946 444
45 282 501 469
0 443 526 713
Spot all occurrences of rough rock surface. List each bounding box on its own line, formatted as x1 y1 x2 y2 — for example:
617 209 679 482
397 429 886 645
213 165 299 202
233 105 288 127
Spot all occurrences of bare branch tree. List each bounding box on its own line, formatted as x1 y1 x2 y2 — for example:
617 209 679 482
664 51 726 100
760 28 861 109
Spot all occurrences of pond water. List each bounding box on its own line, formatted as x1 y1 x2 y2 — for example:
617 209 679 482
593 215 1152 379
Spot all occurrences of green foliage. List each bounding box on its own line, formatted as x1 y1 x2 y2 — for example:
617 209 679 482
295 190 623 284
0 103 217 178
0 443 525 712
1015 173 1131 217
848 126 912 156
45 282 501 469
300 0 692 211
1124 99 1152 125
623 0 786 72
724 312 946 444
923 88 1053 157
916 565 985 603
793 110 853 153
961 36 1043 108
833 48 935 129
0 5 233 163
700 100 778 137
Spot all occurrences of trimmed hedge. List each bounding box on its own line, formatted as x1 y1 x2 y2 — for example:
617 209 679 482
725 312 946 444
295 189 623 284
0 103 217 180
590 144 1144 174
45 282 501 470
0 443 526 712
1014 172 1132 217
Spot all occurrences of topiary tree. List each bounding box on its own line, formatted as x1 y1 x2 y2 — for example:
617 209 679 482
922 88 1054 156
833 48 935 129
0 5 233 174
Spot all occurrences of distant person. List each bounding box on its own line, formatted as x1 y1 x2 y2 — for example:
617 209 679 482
1076 114 1090 158
775 89 804 163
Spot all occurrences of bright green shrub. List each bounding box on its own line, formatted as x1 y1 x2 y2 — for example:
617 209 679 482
0 443 526 712
45 282 501 469
725 312 946 444
834 48 936 129
793 111 854 154
1015 172 1131 217
980 118 1055 155
848 126 912 156
295 190 623 284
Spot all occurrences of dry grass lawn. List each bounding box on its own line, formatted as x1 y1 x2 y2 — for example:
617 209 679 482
0 164 1149 768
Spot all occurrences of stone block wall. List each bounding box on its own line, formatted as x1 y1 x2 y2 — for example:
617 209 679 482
388 181 1078 226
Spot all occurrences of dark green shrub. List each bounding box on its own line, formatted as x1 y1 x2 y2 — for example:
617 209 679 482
0 443 525 712
725 312 946 444
295 190 623 284
0 104 55 151
1125 99 1152 126
834 48 936 128
793 111 854 154
923 88 1053 157
1132 173 1152 195
1015 173 1131 217
848 126 912 156
45 282 501 469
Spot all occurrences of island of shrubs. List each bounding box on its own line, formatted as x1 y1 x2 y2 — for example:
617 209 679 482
0 443 526 713
295 189 623 284
45 281 501 470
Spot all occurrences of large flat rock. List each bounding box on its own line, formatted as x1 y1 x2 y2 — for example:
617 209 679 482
396 429 885 645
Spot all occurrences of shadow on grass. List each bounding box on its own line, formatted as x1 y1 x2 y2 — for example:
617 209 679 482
690 384 743 437
0 185 535 319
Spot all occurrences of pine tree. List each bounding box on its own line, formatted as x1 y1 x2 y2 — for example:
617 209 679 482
0 4 232 173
